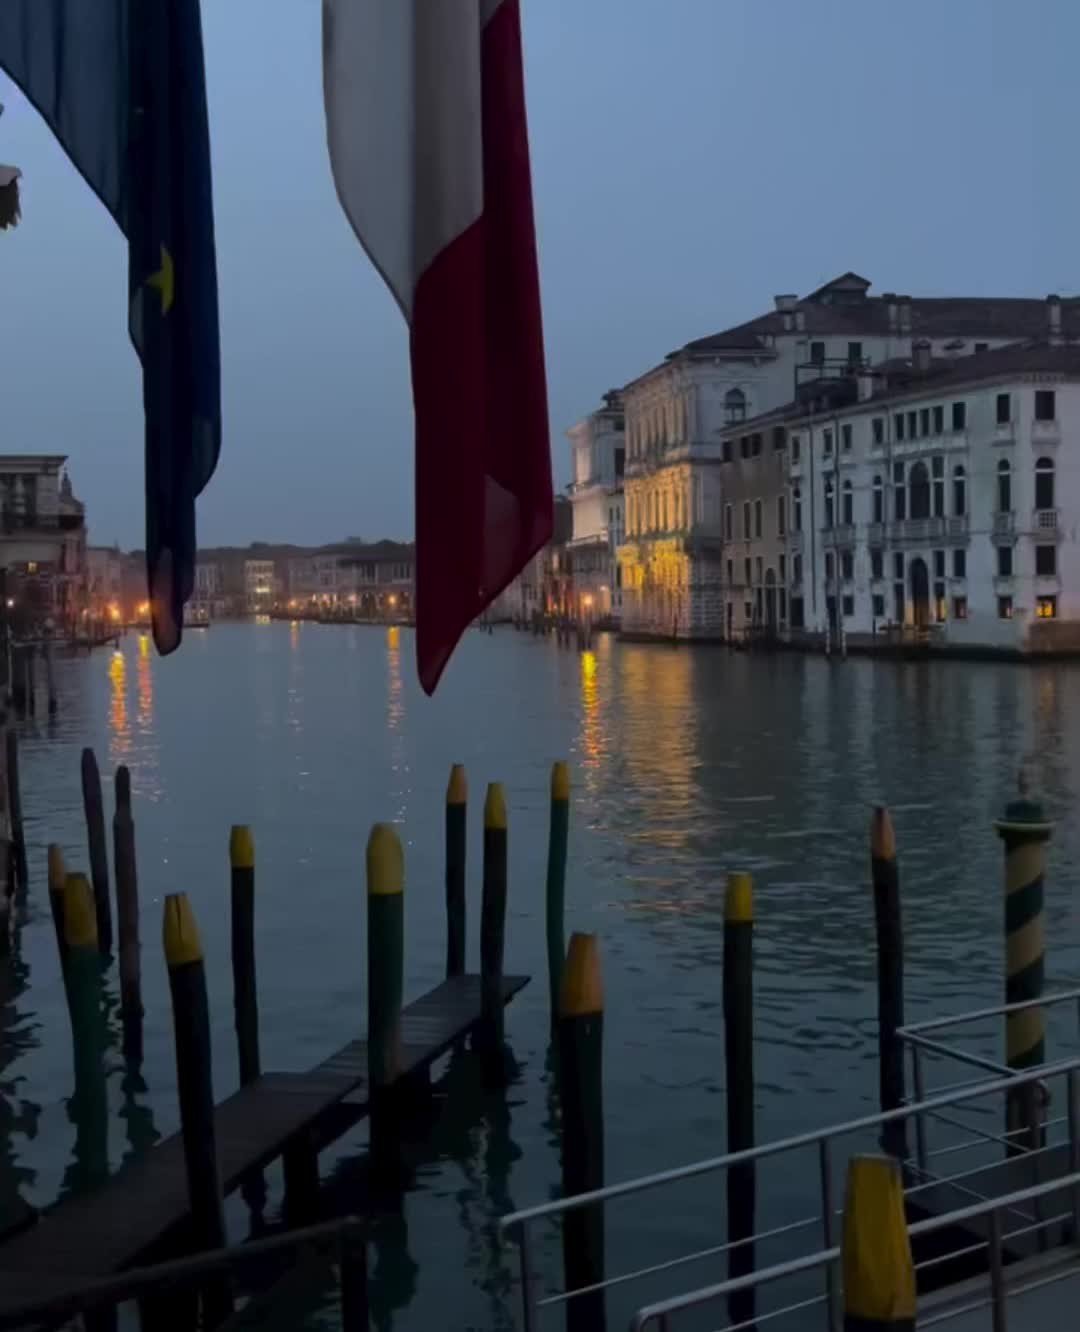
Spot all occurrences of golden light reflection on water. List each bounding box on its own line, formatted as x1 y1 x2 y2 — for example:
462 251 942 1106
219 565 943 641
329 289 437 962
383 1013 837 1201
109 649 129 758
290 620 300 651
618 647 696 852
387 626 403 731
580 650 601 772
137 635 153 729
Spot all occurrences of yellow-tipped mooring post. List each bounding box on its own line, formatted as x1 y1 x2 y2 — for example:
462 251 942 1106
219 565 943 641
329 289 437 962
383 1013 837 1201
229 825 260 1086
546 761 570 1029
47 843 67 968
62 873 108 1192
996 770 1052 1152
367 823 404 1090
164 892 232 1324
445 765 467 978
80 747 112 955
724 871 756 1328
870 808 907 1162
841 1155 916 1331
113 765 143 1062
480 783 508 1067
558 931 605 1332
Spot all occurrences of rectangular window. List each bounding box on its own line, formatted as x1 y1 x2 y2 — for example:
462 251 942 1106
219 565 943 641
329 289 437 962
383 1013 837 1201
793 554 803 583
894 484 906 521
871 549 884 580
756 556 763 584
725 504 733 540
777 496 786 536
794 492 802 531
727 559 734 585
997 545 1013 577
745 601 753 621
933 405 944 434
848 341 862 364
842 423 853 453
873 486 884 523
996 393 1010 425
779 554 787 581
744 558 752 586
841 550 854 581
752 433 763 457
1035 389 1056 421
1036 544 1057 576
741 436 750 459
1037 595 1058 619
842 595 855 617
920 408 930 436
825 551 834 580
893 552 904 581
894 584 905 622
791 436 801 463
907 410 917 439
772 426 786 451
953 596 967 620
953 549 966 579
872 417 884 446
722 439 732 463
872 593 885 619
754 499 763 538
810 341 825 364
933 549 945 579
998 595 1013 620
743 502 751 539
934 583 946 622
952 401 967 431
823 429 833 456
779 589 787 619
894 413 905 441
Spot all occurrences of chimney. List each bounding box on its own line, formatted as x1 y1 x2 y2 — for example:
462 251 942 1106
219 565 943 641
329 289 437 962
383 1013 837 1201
883 293 898 333
912 338 932 372
795 308 806 333
1047 293 1063 344
899 296 912 334
774 294 797 312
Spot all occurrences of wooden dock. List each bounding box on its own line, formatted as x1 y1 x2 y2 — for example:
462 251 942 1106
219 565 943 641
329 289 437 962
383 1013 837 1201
0 972 527 1322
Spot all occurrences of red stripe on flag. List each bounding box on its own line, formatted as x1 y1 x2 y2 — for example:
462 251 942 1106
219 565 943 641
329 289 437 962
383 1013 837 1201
411 0 552 694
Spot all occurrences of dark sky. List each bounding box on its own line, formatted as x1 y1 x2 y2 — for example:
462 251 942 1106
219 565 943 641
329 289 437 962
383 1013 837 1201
0 0 1076 550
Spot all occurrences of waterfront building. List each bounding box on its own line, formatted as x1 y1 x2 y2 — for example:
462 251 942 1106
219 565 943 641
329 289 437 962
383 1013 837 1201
617 276 1080 638
721 339 1080 653
0 456 87 632
193 560 223 618
243 558 275 614
566 391 625 625
87 545 126 620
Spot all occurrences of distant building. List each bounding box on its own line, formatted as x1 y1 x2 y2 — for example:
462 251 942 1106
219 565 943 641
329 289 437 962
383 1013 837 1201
193 560 223 618
243 558 275 614
566 391 625 625
87 545 126 622
0 456 87 632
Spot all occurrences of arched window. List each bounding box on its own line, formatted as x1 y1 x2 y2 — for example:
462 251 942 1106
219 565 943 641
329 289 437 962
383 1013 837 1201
997 459 1012 513
824 477 835 529
1035 456 1055 511
842 479 853 526
953 464 966 517
793 486 802 532
909 461 931 519
724 387 747 424
872 475 884 524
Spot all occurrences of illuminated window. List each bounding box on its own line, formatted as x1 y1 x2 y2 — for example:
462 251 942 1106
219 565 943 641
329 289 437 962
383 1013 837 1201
953 596 968 620
1036 595 1057 619
26 561 37 574
998 596 1013 620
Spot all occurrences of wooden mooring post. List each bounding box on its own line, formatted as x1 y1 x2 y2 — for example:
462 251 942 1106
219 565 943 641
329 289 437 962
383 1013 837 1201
62 873 108 1195
841 1155 915 1331
871 807 907 1161
44 639 57 716
80 747 112 955
445 765 467 979
479 783 508 1071
6 727 26 894
164 892 232 1325
724 871 756 1330
47 843 67 968
559 931 605 1332
113 765 143 1062
367 822 404 1177
546 761 570 1030
229 825 260 1086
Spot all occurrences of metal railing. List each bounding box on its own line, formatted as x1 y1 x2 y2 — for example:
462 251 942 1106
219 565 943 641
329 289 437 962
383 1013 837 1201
500 1057 1080 1332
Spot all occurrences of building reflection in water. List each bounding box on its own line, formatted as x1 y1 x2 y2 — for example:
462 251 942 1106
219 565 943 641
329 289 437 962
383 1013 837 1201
579 649 601 779
136 634 153 730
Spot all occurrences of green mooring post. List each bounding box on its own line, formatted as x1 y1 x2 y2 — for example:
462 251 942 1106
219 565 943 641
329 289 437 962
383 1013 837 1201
6 728 26 894
841 1155 915 1332
996 771 1052 1152
559 932 605 1332
230 826 260 1086
164 892 232 1325
80 747 112 955
62 873 108 1193
480 783 508 1064
871 807 907 1162
47 844 67 969
546 761 570 1029
724 871 756 1330
445 765 467 978
113 765 143 1062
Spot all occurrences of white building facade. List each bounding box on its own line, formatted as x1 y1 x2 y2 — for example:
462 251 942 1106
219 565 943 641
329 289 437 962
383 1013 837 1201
566 391 625 624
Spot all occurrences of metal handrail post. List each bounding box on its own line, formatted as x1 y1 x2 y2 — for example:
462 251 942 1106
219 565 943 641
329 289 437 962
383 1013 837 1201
987 1209 1007 1332
818 1139 840 1332
1069 1068 1080 1245
912 1044 928 1173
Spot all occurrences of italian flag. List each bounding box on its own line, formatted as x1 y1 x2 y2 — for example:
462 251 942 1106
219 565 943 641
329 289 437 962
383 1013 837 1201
323 0 553 693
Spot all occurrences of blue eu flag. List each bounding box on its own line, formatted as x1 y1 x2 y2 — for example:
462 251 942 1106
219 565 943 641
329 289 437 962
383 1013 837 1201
0 0 221 653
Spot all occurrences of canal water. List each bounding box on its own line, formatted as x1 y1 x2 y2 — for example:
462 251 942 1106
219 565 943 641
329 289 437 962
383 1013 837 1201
4 622 1080 1329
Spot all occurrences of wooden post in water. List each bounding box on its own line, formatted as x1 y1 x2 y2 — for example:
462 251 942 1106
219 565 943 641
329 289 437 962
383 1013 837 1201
9 648 23 715
871 807 908 1162
44 639 57 716
22 646 33 717
163 892 232 1324
996 771 1052 1152
841 1155 915 1332
546 761 570 1030
47 844 67 968
80 747 112 955
558 932 605 1332
367 823 404 1169
113 765 142 1061
6 728 26 894
479 783 508 1066
445 765 467 978
62 873 109 1192
724 871 756 1330
229 825 260 1085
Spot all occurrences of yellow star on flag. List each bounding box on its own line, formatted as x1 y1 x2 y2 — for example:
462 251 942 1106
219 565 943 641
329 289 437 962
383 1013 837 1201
147 244 175 314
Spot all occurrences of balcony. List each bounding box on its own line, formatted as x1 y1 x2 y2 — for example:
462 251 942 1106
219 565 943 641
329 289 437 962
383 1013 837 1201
992 511 1015 537
946 515 970 540
1033 509 1062 540
888 517 947 543
866 522 886 546
823 524 856 548
787 531 804 554
1032 418 1061 445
